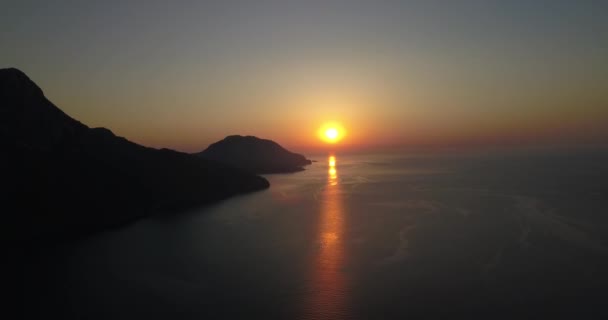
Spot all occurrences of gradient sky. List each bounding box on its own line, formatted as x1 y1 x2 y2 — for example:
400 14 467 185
2 0 607 152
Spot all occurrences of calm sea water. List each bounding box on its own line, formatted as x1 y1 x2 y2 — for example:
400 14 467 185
26 149 608 319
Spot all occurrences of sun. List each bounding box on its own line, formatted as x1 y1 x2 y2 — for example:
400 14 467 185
325 128 339 141
318 122 345 144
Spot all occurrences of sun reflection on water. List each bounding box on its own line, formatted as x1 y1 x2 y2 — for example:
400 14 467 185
328 156 336 167
303 154 349 319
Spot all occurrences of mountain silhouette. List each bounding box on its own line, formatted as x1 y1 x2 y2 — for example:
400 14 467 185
0 68 269 244
197 135 312 174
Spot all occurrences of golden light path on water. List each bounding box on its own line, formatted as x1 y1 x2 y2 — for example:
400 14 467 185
303 154 349 320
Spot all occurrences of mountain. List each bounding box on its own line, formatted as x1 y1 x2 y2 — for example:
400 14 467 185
0 68 269 243
197 135 312 174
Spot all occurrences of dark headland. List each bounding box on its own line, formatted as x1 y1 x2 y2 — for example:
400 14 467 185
198 135 312 174
0 68 270 244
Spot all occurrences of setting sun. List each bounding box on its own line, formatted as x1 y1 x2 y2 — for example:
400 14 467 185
325 128 339 140
318 122 346 144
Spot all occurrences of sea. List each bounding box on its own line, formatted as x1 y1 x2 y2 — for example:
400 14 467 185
25 148 608 319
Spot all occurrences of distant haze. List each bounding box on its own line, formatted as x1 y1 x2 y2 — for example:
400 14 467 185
2 1 607 152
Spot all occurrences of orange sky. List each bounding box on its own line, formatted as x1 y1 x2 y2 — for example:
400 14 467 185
4 1 608 153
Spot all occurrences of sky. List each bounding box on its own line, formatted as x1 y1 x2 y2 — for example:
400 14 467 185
2 0 607 152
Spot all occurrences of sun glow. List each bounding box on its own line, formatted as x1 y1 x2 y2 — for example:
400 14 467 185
318 122 346 144
325 128 338 140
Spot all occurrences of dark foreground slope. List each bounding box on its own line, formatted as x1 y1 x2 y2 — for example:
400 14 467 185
0 68 269 243
198 135 312 174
